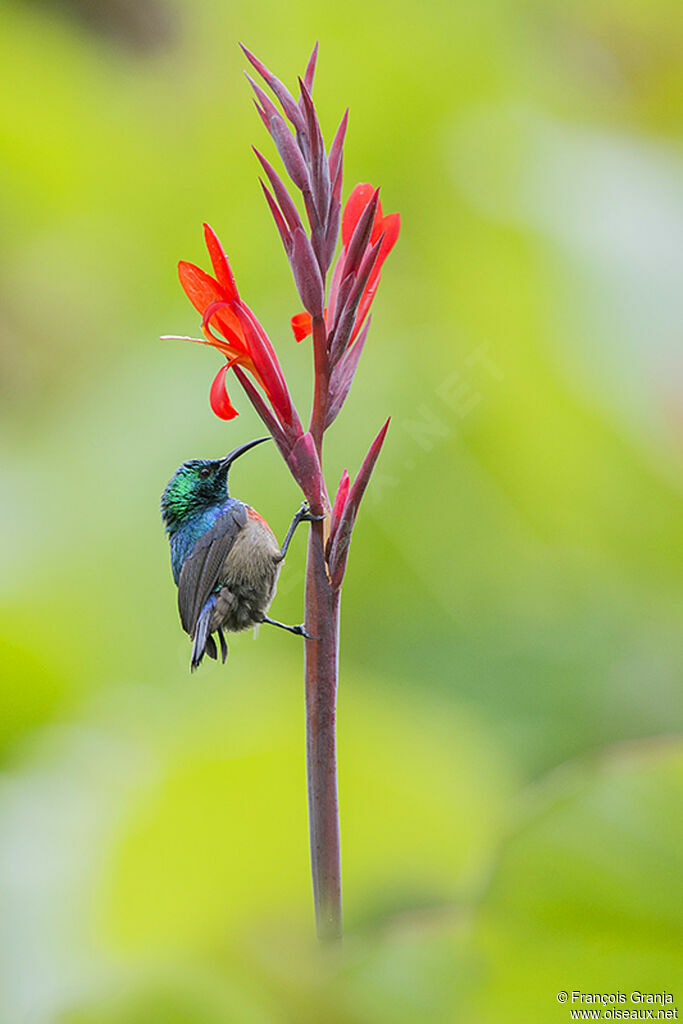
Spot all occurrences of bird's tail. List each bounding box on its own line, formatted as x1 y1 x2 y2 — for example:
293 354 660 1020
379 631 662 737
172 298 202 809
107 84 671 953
190 598 229 671
191 597 216 672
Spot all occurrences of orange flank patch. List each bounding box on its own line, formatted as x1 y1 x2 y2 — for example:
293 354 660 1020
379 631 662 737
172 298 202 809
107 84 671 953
247 506 276 536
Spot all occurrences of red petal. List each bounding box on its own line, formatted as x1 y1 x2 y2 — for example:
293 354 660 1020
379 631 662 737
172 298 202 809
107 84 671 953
341 183 376 247
201 299 249 353
178 261 224 315
178 262 248 353
291 311 313 342
370 199 385 244
376 212 401 265
209 364 239 420
353 212 401 339
235 303 293 426
370 203 397 250
203 224 239 300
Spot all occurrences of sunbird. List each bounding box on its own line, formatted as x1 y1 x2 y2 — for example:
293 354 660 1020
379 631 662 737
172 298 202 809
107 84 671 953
161 437 321 670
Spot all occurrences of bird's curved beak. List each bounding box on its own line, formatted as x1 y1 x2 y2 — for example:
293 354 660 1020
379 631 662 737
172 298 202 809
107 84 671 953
220 436 270 471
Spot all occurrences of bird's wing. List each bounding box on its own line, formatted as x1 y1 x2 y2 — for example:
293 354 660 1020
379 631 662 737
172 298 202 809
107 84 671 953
178 504 248 636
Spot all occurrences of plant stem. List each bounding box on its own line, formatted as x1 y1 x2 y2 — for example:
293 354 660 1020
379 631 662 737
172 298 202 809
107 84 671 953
304 517 342 941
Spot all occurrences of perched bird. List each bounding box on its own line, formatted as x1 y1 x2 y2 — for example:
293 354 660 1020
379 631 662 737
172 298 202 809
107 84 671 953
161 437 320 670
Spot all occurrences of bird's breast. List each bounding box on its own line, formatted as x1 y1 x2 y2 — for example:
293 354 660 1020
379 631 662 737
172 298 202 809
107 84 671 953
210 509 281 633
221 509 280 588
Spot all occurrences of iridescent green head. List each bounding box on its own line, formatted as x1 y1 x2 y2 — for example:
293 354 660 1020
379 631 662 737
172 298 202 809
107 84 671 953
160 437 269 529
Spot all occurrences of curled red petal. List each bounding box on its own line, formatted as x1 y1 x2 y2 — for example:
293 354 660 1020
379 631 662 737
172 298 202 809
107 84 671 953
291 311 313 342
200 299 250 354
210 364 239 420
203 224 239 300
177 260 244 351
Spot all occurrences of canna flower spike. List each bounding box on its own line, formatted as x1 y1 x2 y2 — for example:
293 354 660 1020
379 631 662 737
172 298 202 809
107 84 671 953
162 43 399 942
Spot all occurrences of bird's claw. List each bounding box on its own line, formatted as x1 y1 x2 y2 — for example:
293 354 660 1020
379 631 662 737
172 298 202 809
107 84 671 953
292 623 316 640
298 501 325 523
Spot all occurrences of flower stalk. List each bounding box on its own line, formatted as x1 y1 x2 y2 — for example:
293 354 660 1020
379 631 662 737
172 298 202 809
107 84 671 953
304 520 342 939
165 43 400 941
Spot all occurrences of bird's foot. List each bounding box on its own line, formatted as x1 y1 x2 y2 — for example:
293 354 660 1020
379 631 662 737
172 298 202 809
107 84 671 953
297 501 325 523
279 502 326 559
262 615 315 639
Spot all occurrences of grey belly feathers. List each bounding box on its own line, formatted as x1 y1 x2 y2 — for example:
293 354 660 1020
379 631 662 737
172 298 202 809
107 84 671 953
210 516 282 632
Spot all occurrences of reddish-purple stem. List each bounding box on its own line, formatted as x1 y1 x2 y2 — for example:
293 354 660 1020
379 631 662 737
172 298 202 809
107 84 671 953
304 521 342 941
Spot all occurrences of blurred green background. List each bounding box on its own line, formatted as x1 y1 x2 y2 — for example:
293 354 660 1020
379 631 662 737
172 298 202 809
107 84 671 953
1 0 682 1020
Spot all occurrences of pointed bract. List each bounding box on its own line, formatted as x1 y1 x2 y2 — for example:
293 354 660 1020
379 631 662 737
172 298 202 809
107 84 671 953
325 318 371 428
328 418 390 587
270 116 310 191
298 77 329 224
232 366 293 455
287 432 326 512
239 43 305 131
245 74 281 126
329 236 382 363
253 148 304 234
326 468 351 560
341 183 378 247
342 189 380 279
291 228 324 318
260 180 293 255
328 110 348 191
303 41 319 95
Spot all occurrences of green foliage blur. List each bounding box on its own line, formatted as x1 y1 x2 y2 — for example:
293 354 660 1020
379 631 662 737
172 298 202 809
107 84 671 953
1 0 681 1019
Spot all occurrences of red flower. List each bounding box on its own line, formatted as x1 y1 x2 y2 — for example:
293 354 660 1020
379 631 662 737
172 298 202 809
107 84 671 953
166 223 296 429
290 183 400 346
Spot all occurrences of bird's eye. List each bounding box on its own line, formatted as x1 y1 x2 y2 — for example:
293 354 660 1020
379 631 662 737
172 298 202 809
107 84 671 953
199 466 211 479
